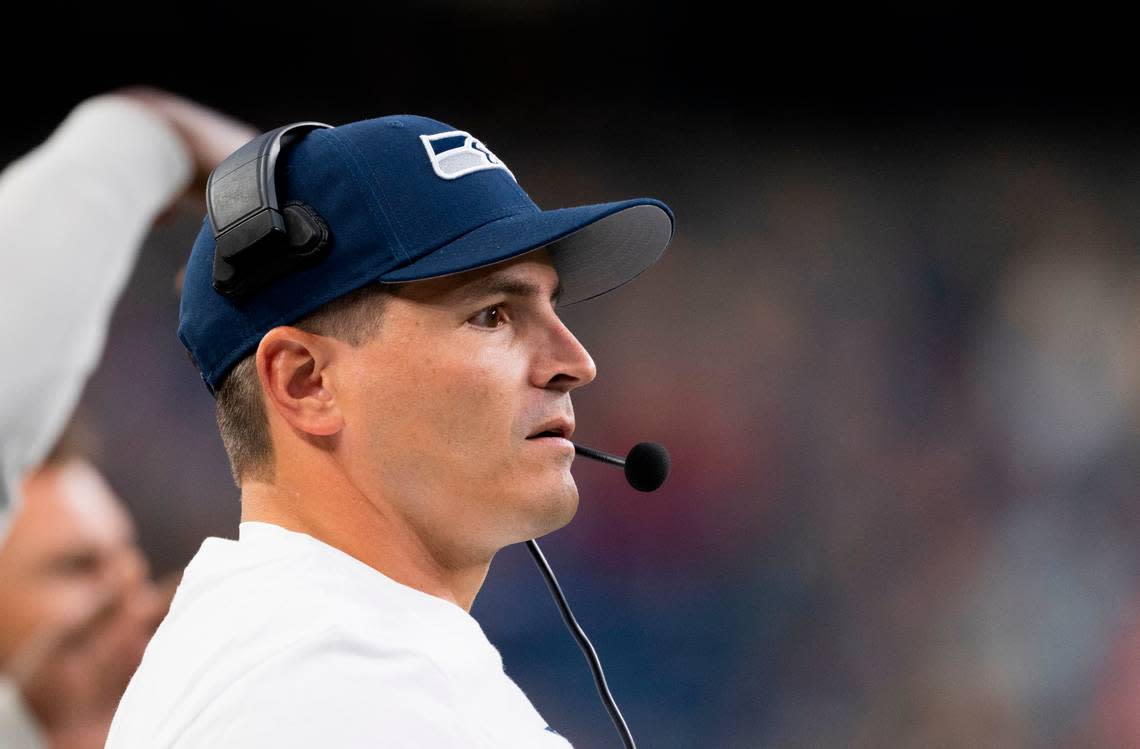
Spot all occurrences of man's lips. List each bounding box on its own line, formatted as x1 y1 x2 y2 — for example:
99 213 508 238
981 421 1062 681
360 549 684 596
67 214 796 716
525 417 575 441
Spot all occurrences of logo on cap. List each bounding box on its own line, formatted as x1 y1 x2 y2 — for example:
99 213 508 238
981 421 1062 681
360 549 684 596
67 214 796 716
420 130 515 182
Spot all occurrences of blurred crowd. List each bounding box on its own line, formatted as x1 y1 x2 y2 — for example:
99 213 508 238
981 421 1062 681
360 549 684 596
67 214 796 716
7 93 1140 748
478 128 1140 748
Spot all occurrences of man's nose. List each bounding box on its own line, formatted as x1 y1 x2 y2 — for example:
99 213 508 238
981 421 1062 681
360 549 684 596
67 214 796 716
533 315 597 392
105 544 149 593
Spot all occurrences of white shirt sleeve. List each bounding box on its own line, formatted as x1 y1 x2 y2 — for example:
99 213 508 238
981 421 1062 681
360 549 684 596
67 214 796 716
0 95 192 538
0 676 46 749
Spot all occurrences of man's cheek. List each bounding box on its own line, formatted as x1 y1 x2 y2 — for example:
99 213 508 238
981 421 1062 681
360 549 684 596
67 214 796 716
438 362 512 428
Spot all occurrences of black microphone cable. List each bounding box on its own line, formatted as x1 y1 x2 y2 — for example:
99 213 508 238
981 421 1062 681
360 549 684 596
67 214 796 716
526 441 670 749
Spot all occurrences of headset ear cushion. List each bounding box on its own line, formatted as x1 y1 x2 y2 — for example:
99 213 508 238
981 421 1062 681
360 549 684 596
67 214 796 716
281 201 330 259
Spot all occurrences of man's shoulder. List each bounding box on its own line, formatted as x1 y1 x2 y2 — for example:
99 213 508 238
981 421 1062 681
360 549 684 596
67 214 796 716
109 576 456 746
139 530 389 672
108 525 504 747
109 616 465 748
165 525 424 629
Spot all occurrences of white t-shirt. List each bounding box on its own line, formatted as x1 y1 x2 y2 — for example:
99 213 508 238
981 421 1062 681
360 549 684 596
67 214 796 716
0 678 43 749
106 522 575 748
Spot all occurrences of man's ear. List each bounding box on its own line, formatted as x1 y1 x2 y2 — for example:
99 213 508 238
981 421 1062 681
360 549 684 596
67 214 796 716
255 327 344 437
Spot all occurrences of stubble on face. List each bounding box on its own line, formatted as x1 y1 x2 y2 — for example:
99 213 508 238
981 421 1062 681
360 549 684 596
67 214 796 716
334 252 591 566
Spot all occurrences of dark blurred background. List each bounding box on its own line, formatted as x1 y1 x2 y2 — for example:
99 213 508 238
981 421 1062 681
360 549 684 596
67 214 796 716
8 5 1140 747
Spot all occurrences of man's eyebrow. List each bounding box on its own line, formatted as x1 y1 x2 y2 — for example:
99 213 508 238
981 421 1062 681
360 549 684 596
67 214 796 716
458 275 563 305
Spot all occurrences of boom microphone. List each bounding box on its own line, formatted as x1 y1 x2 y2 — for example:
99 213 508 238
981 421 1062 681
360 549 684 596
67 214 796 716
572 441 671 492
525 439 671 749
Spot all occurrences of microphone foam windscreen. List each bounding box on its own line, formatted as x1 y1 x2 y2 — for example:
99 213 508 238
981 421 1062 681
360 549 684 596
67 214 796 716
624 442 670 492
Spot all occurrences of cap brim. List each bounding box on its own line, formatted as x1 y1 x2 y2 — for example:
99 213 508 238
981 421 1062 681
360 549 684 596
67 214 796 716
378 199 674 304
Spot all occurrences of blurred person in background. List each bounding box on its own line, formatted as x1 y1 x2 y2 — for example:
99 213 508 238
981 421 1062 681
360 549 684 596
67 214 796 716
0 422 170 749
0 89 253 746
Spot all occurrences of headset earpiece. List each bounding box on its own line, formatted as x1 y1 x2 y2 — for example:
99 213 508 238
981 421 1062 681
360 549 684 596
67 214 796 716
207 121 333 300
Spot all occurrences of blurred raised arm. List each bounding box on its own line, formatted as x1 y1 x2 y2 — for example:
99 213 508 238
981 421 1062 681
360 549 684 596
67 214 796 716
0 91 255 538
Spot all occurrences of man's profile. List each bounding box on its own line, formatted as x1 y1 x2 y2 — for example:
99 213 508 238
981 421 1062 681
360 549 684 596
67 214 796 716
107 114 673 747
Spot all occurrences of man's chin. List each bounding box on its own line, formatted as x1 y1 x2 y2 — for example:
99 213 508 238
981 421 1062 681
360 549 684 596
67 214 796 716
519 480 579 541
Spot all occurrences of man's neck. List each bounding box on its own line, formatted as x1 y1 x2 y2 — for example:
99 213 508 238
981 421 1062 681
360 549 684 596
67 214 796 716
239 477 491 612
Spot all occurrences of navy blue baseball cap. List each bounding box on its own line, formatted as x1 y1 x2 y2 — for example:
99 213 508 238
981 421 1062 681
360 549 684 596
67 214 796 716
178 114 674 394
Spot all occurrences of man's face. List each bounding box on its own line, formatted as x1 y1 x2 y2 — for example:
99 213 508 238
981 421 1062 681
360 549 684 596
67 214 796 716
334 250 596 565
0 460 152 665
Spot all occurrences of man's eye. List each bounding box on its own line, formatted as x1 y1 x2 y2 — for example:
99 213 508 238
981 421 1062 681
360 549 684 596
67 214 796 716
469 304 507 329
47 552 100 577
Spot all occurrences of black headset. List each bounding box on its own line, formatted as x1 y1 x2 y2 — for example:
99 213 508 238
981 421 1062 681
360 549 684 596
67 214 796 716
206 122 333 300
